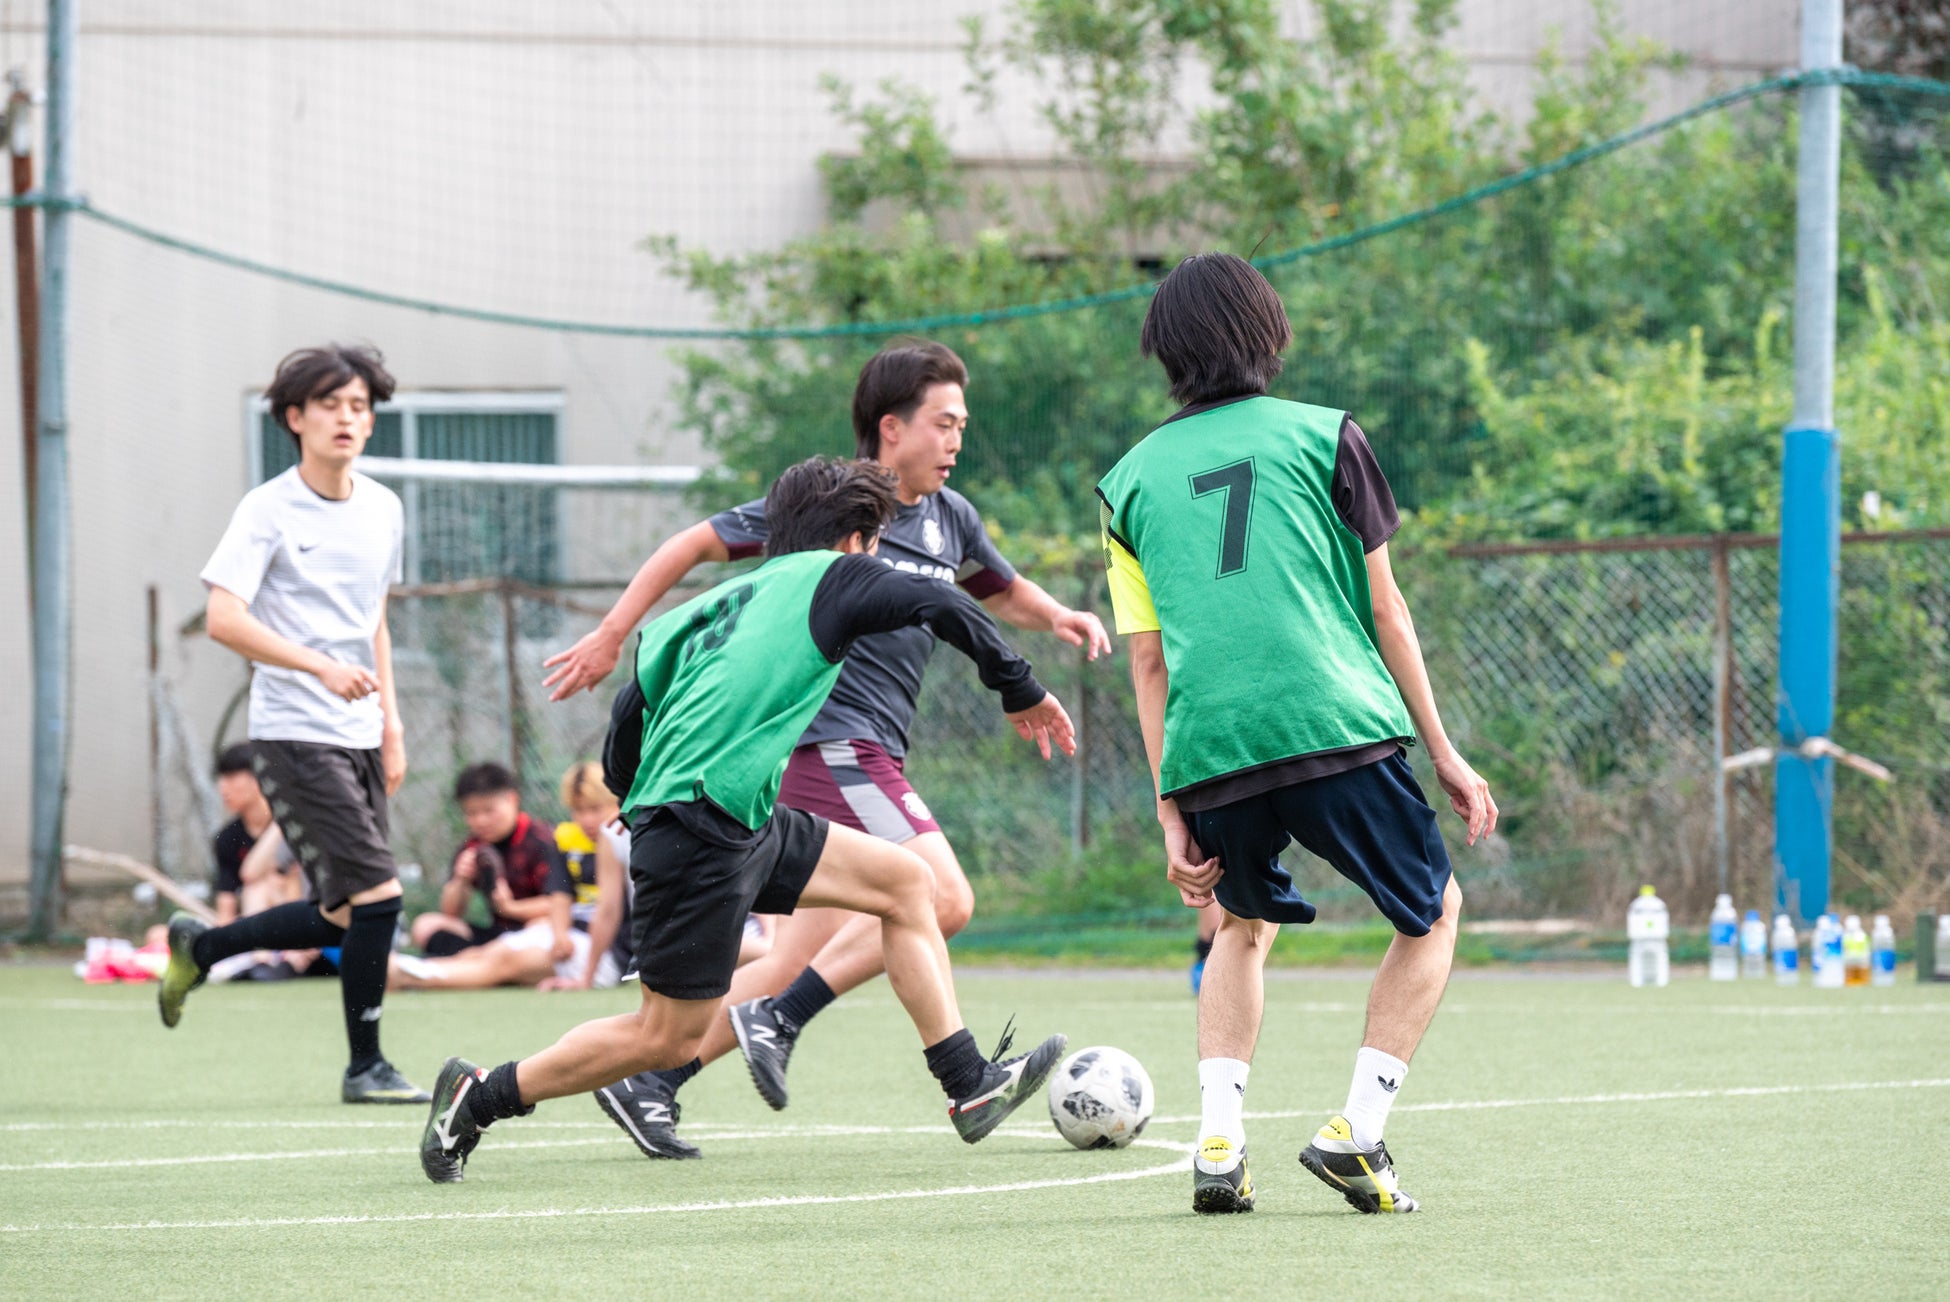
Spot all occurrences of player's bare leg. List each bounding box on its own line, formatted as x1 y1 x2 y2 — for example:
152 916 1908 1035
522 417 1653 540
794 832 974 994
387 943 553 992
1191 911 1276 1213
1300 875 1463 1214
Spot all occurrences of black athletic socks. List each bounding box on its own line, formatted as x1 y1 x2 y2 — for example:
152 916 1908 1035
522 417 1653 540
924 1029 988 1100
190 900 345 970
771 968 837 1034
467 1060 534 1127
652 1057 703 1092
339 898 399 1074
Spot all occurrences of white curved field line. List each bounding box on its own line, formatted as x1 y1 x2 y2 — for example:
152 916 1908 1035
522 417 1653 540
0 1130 1192 1234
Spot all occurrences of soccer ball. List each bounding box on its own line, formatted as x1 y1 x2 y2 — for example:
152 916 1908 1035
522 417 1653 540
1047 1046 1154 1150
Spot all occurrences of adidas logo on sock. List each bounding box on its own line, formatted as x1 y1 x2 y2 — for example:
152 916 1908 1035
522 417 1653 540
1377 1075 1399 1093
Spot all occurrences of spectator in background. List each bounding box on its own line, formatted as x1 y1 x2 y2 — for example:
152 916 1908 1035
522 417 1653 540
211 742 279 925
408 762 572 958
541 762 632 991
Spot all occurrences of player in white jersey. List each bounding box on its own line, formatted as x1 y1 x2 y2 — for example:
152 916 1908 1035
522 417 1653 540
156 344 429 1104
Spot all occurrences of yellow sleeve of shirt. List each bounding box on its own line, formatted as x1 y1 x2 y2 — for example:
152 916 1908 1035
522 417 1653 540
1103 528 1161 635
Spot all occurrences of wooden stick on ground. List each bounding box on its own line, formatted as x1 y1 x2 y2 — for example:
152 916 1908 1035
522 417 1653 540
62 845 217 923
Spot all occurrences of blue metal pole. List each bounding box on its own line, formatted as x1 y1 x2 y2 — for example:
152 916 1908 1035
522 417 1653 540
27 0 75 940
1776 0 1842 927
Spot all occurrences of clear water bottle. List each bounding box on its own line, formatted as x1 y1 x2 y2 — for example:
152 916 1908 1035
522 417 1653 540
1937 915 1950 980
1771 914 1800 985
1739 909 1768 979
1627 885 1670 988
1812 913 1844 989
1870 915 1897 987
1842 915 1871 987
1709 894 1739 981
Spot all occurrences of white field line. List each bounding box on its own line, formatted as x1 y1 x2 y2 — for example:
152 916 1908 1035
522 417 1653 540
1149 1075 1950 1126
0 1122 1113 1174
0 1135 1192 1234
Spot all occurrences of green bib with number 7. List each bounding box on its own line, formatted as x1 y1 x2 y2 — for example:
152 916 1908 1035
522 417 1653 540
627 548 846 828
1096 396 1413 798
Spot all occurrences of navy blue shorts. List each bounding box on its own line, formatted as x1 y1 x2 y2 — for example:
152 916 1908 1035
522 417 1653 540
1184 753 1453 935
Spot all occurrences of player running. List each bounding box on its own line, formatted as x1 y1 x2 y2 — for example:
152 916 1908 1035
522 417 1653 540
420 457 1072 1182
1097 254 1496 1215
543 340 1109 1158
159 343 429 1104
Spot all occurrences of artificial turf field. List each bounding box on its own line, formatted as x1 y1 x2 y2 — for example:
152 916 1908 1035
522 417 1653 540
3 963 1947 1299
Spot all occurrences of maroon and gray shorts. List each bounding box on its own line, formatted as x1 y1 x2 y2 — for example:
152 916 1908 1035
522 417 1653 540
777 740 941 845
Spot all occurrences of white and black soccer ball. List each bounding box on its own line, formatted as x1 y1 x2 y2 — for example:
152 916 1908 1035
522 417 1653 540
1047 1045 1154 1150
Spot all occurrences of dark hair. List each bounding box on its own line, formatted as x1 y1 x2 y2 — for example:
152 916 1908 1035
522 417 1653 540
265 344 397 446
762 457 901 558
454 762 519 802
1139 254 1292 406
215 742 256 777
851 341 969 458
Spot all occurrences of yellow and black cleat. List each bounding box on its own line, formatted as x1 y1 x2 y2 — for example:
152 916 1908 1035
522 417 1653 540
1298 1115 1420 1214
1191 1136 1255 1214
156 913 210 1029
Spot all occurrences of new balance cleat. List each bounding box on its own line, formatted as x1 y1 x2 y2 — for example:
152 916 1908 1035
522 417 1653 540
1191 1137 1255 1213
949 1026 1067 1145
594 1073 701 1160
729 997 796 1111
1298 1115 1421 1213
420 1057 485 1182
156 912 210 1029
343 1058 431 1104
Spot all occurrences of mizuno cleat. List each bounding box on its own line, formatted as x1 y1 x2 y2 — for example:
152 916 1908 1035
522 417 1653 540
594 1072 701 1160
729 997 797 1111
949 1025 1067 1145
1191 1137 1255 1213
156 913 210 1029
343 1058 431 1105
1298 1115 1421 1214
420 1057 485 1183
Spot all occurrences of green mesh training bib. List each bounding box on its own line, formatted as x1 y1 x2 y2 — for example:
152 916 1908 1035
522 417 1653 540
1097 397 1413 796
626 549 846 829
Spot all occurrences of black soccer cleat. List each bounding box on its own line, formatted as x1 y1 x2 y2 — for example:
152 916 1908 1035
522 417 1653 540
594 1072 702 1160
1191 1137 1256 1214
420 1057 486 1183
949 1027 1068 1145
729 997 797 1111
343 1058 431 1105
156 912 210 1029
1298 1115 1421 1214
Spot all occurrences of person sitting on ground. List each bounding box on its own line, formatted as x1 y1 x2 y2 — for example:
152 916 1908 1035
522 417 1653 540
210 742 282 926
408 762 573 958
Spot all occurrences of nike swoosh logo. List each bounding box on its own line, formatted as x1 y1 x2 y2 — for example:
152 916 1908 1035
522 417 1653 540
297 542 321 552
954 1058 1025 1113
432 1075 473 1151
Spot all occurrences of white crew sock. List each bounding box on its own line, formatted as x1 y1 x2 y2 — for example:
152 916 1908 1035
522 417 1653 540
1342 1046 1409 1149
1197 1058 1251 1149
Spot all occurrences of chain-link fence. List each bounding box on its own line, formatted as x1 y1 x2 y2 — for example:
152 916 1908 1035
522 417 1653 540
152 530 1950 929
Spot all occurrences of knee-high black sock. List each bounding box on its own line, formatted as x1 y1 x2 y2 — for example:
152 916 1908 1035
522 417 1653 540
191 901 344 970
771 968 837 1035
339 898 400 1074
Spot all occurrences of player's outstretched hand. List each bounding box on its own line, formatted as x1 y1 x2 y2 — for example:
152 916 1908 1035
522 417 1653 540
316 660 380 702
1433 751 1498 846
542 627 623 701
1006 693 1076 760
1159 801 1221 908
1051 608 1113 661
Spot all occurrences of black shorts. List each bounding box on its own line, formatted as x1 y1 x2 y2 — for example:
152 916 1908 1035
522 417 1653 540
629 800 827 1001
251 739 398 912
1185 752 1454 935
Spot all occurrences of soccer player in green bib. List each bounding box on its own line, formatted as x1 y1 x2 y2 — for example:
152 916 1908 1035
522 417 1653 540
420 458 1072 1182
1098 254 1498 1216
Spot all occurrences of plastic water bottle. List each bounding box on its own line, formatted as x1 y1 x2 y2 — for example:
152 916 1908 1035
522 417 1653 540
1842 915 1871 987
1627 885 1670 988
1739 909 1768 979
1709 894 1739 981
1870 915 1897 987
1812 913 1844 989
1937 915 1950 980
1771 914 1800 985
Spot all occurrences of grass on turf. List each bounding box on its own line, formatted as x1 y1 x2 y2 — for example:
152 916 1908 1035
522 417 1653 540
3 963 1948 1299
